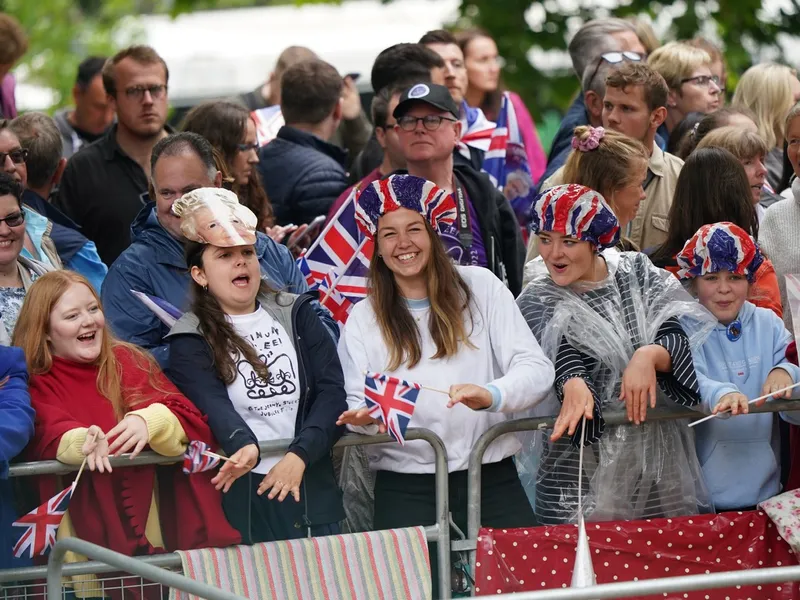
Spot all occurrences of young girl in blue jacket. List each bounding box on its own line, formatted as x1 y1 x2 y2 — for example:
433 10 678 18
677 222 800 511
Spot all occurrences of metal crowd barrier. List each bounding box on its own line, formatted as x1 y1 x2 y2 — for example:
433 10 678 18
465 399 800 597
3 428 452 600
487 564 800 599
47 538 247 600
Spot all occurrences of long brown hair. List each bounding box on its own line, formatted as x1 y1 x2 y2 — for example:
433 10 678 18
180 101 274 228
370 220 474 370
650 147 758 266
185 241 270 384
12 271 161 420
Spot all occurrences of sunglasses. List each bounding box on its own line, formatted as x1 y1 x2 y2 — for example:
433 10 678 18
585 51 644 90
0 148 28 165
0 211 25 228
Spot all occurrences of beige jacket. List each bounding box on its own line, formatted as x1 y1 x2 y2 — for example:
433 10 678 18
525 145 683 262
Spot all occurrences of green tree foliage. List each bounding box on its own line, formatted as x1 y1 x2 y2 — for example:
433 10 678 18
456 0 800 118
7 0 800 116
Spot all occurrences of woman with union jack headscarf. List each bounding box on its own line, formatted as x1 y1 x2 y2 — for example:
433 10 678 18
337 173 554 597
516 183 716 525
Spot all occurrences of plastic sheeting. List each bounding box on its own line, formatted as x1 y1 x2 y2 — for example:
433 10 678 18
474 511 800 598
516 251 717 524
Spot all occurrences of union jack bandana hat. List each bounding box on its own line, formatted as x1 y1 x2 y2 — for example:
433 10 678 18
676 222 763 283
529 184 620 250
355 174 457 238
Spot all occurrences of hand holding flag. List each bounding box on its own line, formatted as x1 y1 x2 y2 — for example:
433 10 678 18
182 440 225 474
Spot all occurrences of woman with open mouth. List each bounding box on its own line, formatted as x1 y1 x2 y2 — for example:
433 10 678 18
13 270 240 589
517 183 716 525
166 187 347 543
336 174 554 597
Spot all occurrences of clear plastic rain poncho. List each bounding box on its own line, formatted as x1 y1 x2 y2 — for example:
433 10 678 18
516 251 717 525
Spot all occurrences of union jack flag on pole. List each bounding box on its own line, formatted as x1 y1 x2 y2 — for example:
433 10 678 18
182 441 221 475
364 372 422 445
12 483 74 558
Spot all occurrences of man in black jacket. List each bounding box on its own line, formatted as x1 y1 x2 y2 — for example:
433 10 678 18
256 58 348 227
393 82 525 295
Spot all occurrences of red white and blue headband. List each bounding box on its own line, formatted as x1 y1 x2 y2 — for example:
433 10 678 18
676 222 763 283
529 184 620 250
355 174 457 238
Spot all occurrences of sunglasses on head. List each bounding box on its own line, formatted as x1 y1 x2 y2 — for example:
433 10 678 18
585 51 644 90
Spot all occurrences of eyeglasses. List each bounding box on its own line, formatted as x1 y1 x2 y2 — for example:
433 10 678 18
585 51 644 91
680 74 721 88
0 211 25 228
396 115 458 132
237 142 259 153
124 85 168 101
0 148 28 165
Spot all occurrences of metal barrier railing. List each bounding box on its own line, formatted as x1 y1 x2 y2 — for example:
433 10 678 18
487 564 800 599
47 538 247 600
5 428 451 599
465 400 800 596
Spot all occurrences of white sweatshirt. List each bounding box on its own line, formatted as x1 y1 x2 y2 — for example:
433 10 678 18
337 266 555 474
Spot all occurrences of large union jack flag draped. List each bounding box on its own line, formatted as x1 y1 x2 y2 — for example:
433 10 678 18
12 483 74 558
182 440 221 475
363 372 422 445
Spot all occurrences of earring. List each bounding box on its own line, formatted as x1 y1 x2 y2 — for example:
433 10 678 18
203 284 208 291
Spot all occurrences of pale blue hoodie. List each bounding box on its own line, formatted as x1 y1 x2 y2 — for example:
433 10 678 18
694 301 800 510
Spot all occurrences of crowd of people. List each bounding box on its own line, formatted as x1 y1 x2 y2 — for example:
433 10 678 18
2 9 800 598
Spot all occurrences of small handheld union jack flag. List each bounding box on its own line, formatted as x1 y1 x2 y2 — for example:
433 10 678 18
364 372 422 445
182 441 221 475
12 483 74 558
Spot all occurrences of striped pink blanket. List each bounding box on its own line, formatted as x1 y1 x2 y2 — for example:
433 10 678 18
171 526 431 600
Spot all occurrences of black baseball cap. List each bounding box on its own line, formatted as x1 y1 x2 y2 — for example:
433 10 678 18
393 83 460 120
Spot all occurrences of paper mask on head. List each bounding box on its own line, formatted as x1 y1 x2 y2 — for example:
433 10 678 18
171 187 257 247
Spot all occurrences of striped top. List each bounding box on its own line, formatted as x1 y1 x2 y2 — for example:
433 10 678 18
517 251 714 524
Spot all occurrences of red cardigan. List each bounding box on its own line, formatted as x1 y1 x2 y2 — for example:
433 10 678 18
27 345 241 555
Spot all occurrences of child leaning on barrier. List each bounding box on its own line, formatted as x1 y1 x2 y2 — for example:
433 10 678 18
678 222 800 512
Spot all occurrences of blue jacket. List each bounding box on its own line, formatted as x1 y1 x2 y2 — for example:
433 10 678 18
257 126 349 227
22 190 107 292
0 347 35 569
693 301 800 510
101 202 336 368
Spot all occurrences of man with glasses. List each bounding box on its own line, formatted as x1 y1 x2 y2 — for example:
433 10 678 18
55 45 171 266
542 18 649 185
419 29 494 171
393 82 525 295
256 58 349 228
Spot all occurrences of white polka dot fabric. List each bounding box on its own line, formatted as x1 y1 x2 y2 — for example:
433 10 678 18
474 512 798 598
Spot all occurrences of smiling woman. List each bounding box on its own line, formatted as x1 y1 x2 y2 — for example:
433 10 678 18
12 270 240 572
0 172 51 345
166 187 347 544
339 174 554 596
